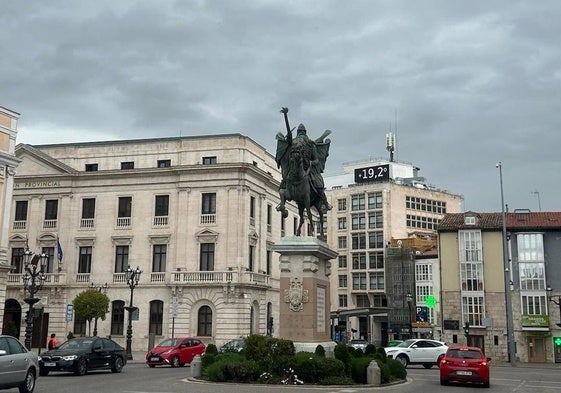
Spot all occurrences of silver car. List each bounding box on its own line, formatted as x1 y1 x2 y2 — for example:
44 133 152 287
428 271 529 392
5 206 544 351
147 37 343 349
0 335 38 393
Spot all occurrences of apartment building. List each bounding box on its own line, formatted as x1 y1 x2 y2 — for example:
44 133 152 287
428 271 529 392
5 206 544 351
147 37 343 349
3 135 300 352
324 159 463 345
438 210 561 363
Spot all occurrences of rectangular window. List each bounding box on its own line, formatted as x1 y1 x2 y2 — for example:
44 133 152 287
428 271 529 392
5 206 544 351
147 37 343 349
293 217 298 235
356 294 370 307
267 204 272 232
114 246 129 273
281 215 286 236
338 274 347 288
202 193 216 214
249 245 255 271
368 211 383 229
149 301 164 336
367 192 383 209
338 236 347 249
45 200 58 220
120 161 134 170
249 196 256 220
41 247 55 273
369 272 384 291
351 252 367 269
10 247 24 273
462 295 484 326
155 195 169 216
416 284 433 304
461 262 484 291
338 255 347 268
266 250 271 275
202 156 217 165
157 159 171 168
78 246 92 273
351 233 366 249
522 295 547 315
200 243 215 271
416 263 433 281
352 272 367 290
82 198 96 219
459 230 482 262
15 201 28 221
337 198 347 211
351 214 366 230
517 233 544 261
73 317 86 336
338 294 348 308
152 244 167 272
351 194 365 211
368 231 384 249
519 262 545 291
369 251 384 269
85 163 98 172
338 217 347 230
118 197 132 218
111 301 125 335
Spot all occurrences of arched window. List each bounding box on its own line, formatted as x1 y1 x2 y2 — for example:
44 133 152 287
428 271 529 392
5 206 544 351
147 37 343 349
111 300 125 335
197 306 212 336
149 300 163 336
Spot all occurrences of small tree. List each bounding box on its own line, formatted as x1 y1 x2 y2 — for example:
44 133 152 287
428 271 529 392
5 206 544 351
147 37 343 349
73 290 110 336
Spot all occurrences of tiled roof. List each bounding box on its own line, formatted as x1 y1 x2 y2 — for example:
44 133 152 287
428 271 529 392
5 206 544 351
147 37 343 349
438 211 561 231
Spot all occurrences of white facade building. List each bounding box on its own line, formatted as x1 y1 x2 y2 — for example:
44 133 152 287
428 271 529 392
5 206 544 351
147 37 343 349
4 135 300 352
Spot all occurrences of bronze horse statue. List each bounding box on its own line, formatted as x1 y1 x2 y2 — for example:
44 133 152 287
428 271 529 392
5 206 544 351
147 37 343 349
279 142 325 237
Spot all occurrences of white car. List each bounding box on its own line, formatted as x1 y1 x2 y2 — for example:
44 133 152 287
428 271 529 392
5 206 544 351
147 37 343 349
384 339 448 368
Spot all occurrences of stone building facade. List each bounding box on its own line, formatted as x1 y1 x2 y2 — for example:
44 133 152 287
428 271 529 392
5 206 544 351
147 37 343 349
3 135 301 352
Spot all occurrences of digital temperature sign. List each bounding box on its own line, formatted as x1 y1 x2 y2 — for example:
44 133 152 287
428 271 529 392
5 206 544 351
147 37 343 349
354 164 390 184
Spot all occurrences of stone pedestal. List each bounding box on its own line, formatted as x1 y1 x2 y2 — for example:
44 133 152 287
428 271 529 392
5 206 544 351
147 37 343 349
273 236 338 354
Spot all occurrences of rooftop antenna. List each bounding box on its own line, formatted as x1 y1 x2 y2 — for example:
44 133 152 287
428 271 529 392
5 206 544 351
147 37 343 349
385 131 395 162
531 190 541 211
394 109 398 161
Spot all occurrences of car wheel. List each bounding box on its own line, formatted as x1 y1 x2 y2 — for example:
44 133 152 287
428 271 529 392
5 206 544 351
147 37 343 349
440 379 448 386
148 364 156 368
396 354 409 368
39 367 49 376
436 354 444 368
483 381 490 388
74 358 87 376
111 357 124 373
171 356 180 368
19 369 36 393
422 363 433 369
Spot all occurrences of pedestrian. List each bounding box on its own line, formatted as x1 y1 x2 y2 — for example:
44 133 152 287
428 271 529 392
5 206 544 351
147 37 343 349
47 333 57 350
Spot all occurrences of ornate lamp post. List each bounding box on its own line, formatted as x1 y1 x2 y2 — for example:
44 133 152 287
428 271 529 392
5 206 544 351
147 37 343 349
124 266 141 360
406 292 413 339
89 282 108 336
22 248 48 350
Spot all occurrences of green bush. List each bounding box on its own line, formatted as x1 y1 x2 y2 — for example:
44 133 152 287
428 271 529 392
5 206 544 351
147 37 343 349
316 357 346 381
350 357 373 384
319 375 354 385
314 344 326 357
290 353 347 384
364 343 376 356
377 359 391 384
244 335 294 376
205 343 218 355
386 358 407 380
205 360 227 382
224 360 260 382
201 353 216 369
202 352 245 378
333 343 351 375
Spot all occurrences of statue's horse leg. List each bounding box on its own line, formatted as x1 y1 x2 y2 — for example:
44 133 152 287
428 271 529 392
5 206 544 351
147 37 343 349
296 203 306 236
277 188 289 218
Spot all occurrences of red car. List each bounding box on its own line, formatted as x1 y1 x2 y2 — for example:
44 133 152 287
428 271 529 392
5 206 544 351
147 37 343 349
439 346 490 388
146 337 205 368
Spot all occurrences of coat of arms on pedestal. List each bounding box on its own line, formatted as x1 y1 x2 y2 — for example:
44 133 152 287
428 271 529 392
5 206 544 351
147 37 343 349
284 277 309 312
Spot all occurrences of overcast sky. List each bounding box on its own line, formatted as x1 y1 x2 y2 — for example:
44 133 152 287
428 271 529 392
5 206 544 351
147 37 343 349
3 1 560 212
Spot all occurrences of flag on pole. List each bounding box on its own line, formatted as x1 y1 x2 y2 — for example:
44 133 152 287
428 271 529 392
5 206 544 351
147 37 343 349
57 237 63 262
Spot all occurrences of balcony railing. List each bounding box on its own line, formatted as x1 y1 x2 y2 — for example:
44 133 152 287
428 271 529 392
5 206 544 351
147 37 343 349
153 216 168 226
7 272 65 285
80 218 95 229
112 272 127 284
116 217 131 228
75 273 91 283
150 272 166 283
172 270 235 284
43 219 57 229
200 214 216 225
12 220 26 230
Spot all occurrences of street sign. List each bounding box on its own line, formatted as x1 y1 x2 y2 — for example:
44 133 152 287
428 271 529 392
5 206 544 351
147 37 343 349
66 304 74 322
416 306 428 322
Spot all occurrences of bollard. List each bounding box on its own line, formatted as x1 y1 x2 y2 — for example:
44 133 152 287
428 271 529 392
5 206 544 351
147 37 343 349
190 355 202 378
366 360 381 386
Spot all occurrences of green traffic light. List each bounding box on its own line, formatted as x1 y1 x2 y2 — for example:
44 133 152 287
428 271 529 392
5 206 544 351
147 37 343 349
554 337 561 346
426 295 436 308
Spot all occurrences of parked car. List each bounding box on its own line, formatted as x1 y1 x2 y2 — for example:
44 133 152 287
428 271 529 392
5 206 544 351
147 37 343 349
0 335 39 393
219 338 245 353
348 339 368 351
39 337 126 376
384 338 448 368
439 346 490 388
146 337 205 368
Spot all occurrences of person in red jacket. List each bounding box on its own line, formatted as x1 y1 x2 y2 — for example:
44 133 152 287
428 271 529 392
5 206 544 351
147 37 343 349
47 333 57 350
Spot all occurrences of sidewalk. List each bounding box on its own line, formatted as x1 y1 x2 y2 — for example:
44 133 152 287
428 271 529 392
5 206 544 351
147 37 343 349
490 361 561 369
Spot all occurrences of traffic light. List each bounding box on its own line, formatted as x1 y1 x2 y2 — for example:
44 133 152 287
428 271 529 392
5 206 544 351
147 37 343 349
464 322 470 336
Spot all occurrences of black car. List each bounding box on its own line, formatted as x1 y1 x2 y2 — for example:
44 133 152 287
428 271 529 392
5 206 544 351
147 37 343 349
39 337 126 376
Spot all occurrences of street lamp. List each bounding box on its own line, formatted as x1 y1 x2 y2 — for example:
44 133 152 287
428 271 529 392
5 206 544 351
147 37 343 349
89 283 108 336
21 248 48 350
497 162 516 364
406 292 413 339
546 286 561 328
124 266 141 360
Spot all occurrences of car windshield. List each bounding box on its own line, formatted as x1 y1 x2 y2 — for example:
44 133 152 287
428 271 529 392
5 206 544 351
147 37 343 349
447 349 483 359
58 339 93 350
157 338 179 347
396 339 417 348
